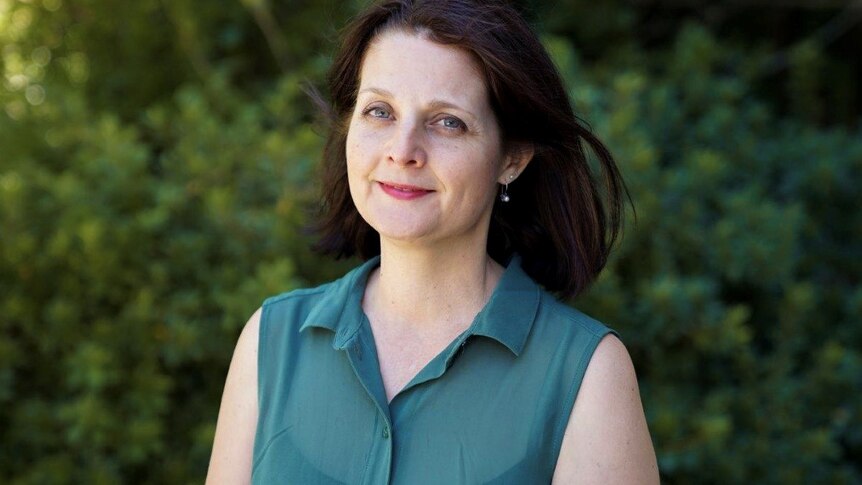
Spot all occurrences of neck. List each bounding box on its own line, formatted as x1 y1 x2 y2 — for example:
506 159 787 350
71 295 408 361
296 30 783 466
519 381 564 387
364 240 504 335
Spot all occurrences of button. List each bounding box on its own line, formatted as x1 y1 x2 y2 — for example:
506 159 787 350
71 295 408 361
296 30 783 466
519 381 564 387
382 426 390 439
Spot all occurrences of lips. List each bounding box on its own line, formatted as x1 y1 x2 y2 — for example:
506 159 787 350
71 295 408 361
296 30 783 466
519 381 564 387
377 181 434 200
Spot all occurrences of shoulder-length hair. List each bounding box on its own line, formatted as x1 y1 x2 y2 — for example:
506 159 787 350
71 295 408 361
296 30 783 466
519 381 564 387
312 0 630 299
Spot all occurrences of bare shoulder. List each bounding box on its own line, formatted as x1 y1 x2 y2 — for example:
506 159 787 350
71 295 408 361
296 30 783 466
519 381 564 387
238 307 262 357
206 308 262 485
552 334 659 484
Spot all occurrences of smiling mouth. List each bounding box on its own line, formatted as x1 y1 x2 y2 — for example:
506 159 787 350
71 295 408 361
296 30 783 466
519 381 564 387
378 181 434 200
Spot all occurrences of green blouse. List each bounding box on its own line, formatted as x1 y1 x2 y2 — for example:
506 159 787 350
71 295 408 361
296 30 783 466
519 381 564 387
252 255 616 484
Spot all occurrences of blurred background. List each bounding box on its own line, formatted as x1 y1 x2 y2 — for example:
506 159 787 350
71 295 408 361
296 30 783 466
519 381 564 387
1 0 860 483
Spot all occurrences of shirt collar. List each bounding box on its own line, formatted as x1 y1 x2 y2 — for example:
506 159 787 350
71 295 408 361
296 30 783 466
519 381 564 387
299 254 541 356
299 256 380 349
470 254 540 356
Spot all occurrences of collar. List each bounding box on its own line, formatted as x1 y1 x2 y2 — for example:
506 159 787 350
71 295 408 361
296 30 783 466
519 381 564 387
299 254 541 356
469 254 540 356
298 256 380 349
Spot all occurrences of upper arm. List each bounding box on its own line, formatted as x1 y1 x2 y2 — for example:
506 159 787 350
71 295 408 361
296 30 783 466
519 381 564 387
206 307 261 485
551 334 659 484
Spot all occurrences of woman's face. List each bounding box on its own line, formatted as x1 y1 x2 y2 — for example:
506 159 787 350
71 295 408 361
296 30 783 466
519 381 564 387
346 30 513 248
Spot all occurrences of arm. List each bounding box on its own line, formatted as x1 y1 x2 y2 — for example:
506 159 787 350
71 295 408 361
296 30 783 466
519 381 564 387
206 308 261 484
551 334 659 484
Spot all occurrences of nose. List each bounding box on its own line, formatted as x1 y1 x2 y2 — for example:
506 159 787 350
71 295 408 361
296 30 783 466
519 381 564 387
387 120 427 167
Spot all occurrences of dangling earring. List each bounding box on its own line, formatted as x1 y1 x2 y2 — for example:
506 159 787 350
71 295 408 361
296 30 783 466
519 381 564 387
499 173 515 202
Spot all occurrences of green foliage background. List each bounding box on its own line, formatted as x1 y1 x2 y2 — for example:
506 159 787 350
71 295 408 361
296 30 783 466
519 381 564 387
1 0 860 483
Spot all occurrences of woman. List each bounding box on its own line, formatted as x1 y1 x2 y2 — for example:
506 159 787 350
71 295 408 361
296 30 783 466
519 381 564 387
208 0 658 483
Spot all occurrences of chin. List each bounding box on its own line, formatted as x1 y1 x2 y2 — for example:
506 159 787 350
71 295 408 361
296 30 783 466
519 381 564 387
369 220 435 244
358 203 439 242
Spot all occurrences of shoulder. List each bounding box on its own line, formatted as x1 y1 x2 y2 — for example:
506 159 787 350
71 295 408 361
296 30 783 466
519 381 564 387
205 308 263 483
232 307 264 396
239 307 262 352
526 292 616 357
537 293 613 338
257 281 337 332
262 284 333 312
260 259 373 319
551 334 659 484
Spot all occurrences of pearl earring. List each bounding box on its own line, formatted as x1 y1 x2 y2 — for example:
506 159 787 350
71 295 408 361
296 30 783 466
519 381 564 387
499 173 515 203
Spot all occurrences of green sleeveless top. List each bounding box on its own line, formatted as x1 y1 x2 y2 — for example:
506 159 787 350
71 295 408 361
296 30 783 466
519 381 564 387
252 255 616 484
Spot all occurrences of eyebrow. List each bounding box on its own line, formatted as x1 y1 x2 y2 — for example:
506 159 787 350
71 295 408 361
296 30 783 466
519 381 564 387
357 87 477 121
357 87 393 98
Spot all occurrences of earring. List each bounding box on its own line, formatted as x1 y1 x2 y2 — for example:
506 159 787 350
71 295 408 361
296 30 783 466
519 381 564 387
499 173 515 202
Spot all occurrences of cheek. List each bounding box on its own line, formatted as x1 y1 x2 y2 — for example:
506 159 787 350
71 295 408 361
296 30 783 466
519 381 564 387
345 132 366 178
467 144 504 181
345 128 377 212
345 123 376 172
345 121 358 163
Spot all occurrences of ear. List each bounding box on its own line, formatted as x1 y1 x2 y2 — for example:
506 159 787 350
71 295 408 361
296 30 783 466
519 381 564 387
497 143 534 184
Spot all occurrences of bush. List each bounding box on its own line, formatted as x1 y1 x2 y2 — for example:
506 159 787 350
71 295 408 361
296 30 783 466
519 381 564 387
564 26 862 483
0 70 350 483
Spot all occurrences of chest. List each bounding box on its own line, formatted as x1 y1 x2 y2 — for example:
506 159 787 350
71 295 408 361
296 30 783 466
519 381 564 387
253 327 562 484
370 322 465 403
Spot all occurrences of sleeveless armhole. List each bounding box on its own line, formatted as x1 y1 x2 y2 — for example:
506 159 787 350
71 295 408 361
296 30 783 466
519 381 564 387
257 297 277 415
550 325 621 461
252 296 277 474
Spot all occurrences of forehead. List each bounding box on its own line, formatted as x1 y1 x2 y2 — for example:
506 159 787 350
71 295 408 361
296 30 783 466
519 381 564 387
358 30 490 108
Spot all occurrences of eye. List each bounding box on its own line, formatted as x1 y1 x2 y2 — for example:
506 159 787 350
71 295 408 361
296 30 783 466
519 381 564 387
438 116 467 132
363 106 391 119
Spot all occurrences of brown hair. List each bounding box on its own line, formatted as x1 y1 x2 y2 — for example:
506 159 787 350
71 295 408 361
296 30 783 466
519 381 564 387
312 0 630 299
